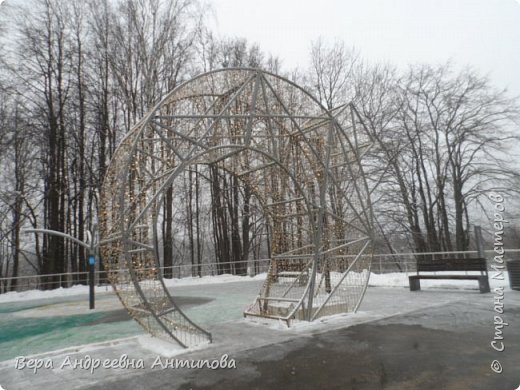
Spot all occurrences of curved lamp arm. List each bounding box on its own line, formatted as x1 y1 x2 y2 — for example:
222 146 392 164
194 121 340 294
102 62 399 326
24 229 91 251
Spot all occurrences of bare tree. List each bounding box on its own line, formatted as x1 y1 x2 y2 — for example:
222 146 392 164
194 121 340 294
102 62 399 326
308 38 358 110
356 62 520 253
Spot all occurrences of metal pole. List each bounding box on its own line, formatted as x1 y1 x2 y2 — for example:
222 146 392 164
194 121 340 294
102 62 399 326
475 225 485 258
475 225 486 278
88 254 95 310
24 228 96 310
87 227 97 310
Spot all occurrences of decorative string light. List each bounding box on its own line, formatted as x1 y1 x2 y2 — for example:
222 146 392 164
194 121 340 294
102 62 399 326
100 69 375 348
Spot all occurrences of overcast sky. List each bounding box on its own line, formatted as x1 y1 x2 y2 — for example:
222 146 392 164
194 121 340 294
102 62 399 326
211 0 520 97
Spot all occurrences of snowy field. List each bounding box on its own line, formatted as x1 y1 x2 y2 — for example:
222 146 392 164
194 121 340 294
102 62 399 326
0 271 511 362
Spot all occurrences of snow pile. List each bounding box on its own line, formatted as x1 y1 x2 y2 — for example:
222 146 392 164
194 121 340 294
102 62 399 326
162 273 266 288
368 271 510 289
137 335 188 357
244 310 382 334
0 284 114 304
0 273 267 304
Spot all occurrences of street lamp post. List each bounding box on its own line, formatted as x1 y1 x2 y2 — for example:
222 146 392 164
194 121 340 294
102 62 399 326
24 225 98 309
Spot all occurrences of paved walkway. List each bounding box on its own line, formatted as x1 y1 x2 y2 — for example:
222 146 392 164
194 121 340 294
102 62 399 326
1 287 519 389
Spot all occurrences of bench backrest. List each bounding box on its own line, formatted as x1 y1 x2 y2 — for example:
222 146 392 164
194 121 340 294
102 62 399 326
417 258 488 272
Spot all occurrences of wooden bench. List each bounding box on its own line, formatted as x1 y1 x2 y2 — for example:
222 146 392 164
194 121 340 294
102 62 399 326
409 257 490 293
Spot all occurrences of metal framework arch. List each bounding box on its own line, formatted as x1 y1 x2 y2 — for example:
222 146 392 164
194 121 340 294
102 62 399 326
99 68 374 348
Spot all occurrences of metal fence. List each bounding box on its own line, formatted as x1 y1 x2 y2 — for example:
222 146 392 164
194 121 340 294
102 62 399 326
0 258 272 293
1 249 518 294
370 249 520 274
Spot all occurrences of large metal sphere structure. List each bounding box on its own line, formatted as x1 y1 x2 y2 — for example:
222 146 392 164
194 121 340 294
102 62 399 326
99 68 374 348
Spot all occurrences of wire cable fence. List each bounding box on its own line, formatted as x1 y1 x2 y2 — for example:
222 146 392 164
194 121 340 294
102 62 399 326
0 258 272 293
1 249 518 294
370 249 520 274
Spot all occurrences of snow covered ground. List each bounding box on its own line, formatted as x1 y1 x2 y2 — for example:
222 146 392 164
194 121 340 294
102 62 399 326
2 285 518 390
0 278 265 362
0 270 517 390
368 270 510 289
0 273 267 304
0 270 509 304
0 271 512 363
